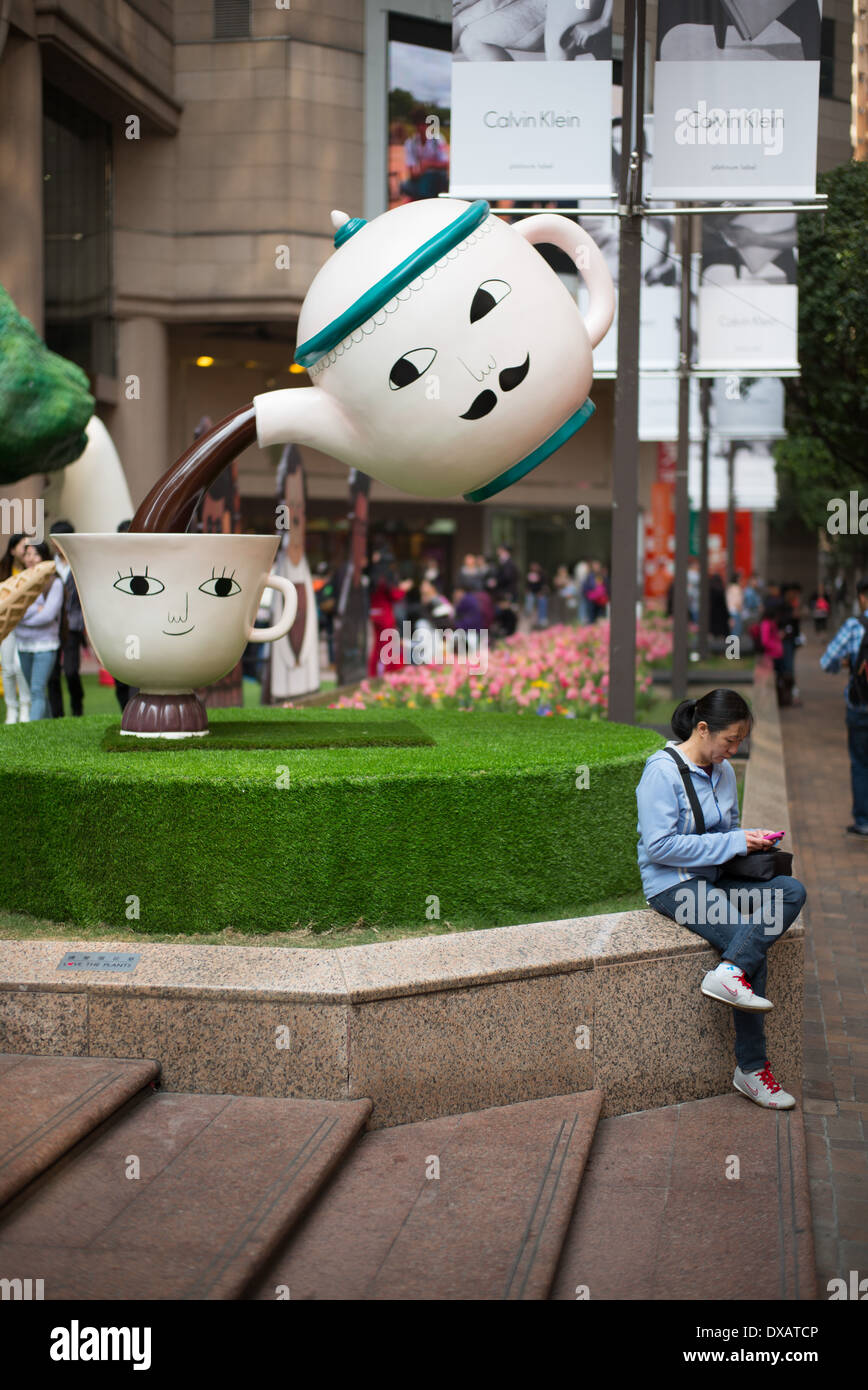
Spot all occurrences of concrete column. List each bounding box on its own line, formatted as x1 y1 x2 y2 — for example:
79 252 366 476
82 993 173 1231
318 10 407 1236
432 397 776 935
0 31 44 514
111 317 170 509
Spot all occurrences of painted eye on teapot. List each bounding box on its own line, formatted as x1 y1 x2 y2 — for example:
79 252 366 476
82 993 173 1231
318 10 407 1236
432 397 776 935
114 569 165 597
470 280 511 323
389 347 437 390
199 571 241 598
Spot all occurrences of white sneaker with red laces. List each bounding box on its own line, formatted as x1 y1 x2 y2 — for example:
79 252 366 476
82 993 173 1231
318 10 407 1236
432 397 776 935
701 961 773 1011
733 1064 796 1109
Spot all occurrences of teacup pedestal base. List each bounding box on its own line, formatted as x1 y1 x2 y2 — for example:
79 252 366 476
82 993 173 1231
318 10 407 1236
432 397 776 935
120 691 210 739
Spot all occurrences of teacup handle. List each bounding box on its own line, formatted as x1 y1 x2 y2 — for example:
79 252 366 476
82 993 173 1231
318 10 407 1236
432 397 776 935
515 215 616 350
252 573 298 642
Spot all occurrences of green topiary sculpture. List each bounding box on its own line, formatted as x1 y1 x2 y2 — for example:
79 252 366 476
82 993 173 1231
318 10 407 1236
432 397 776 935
0 283 94 484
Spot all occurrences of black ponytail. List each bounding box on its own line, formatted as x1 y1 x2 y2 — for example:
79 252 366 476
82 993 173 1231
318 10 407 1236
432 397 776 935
671 698 698 741
670 688 754 741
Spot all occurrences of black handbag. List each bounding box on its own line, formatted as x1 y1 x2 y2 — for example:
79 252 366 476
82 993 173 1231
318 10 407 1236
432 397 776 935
663 746 793 881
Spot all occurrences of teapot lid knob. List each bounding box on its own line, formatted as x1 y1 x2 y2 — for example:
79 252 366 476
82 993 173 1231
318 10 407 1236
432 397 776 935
331 209 367 249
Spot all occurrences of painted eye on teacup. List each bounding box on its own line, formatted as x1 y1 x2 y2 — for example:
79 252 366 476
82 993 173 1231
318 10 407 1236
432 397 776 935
199 572 241 598
389 347 437 390
114 570 165 596
470 280 511 323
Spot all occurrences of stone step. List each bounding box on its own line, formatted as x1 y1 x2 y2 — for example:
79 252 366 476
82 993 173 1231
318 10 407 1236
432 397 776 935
249 1090 604 1301
0 1054 160 1207
549 1093 816 1300
0 1092 372 1299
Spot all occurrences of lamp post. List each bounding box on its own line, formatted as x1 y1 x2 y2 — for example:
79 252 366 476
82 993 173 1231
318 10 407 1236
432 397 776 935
608 0 646 726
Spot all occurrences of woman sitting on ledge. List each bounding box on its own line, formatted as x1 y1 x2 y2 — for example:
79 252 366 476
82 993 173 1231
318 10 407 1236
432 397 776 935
636 688 807 1110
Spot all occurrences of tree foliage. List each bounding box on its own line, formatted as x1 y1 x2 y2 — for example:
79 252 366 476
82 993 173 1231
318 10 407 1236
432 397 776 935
0 284 94 485
774 160 868 551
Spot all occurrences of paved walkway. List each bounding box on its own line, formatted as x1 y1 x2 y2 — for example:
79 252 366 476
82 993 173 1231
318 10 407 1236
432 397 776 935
778 625 868 1295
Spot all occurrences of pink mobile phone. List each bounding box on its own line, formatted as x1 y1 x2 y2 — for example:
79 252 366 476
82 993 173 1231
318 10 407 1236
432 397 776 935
763 831 785 844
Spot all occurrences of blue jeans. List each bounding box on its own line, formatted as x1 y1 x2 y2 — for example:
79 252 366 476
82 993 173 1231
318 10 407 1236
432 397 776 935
17 649 57 721
846 703 868 829
648 873 807 1073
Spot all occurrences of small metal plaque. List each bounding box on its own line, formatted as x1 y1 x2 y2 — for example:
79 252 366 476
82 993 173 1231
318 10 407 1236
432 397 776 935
57 952 140 972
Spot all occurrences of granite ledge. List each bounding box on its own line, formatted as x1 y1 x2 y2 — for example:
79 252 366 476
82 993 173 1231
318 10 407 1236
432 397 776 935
0 909 803 1007
0 939 347 1004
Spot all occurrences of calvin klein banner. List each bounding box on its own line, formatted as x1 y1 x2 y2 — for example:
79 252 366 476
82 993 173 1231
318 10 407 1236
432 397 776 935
711 374 786 438
578 116 683 375
688 438 778 511
651 1 822 200
640 370 786 445
450 0 614 197
698 211 798 370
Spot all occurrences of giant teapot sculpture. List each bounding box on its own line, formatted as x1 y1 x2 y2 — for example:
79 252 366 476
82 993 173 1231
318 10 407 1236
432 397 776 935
55 198 615 738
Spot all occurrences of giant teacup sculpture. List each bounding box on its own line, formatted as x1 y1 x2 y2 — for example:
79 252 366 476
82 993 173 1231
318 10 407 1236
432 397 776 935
55 197 615 739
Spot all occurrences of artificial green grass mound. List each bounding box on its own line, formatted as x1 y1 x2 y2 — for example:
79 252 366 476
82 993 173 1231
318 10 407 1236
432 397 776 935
0 707 663 935
102 718 434 753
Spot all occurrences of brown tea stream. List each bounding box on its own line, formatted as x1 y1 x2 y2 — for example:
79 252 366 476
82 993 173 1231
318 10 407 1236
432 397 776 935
130 405 256 533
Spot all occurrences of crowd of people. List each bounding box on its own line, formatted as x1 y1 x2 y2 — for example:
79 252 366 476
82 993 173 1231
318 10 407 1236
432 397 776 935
359 546 610 677
2 528 616 713
1 530 74 723
1 521 133 724
744 576 848 710
662 566 853 710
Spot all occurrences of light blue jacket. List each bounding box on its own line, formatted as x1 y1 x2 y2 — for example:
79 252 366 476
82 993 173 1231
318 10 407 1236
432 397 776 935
636 741 748 901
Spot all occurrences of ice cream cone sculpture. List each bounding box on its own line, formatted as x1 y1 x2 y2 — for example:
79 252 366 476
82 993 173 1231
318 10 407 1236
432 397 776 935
0 561 57 644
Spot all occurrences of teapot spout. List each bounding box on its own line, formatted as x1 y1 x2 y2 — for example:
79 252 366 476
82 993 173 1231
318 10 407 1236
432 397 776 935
254 387 356 463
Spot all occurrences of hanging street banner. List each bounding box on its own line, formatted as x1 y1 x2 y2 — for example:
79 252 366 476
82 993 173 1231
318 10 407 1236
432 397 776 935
710 374 786 438
578 116 682 376
650 0 822 200
644 478 676 604
575 201 619 373
688 438 778 511
450 0 614 198
697 211 799 371
639 209 681 369
688 507 755 578
639 374 702 443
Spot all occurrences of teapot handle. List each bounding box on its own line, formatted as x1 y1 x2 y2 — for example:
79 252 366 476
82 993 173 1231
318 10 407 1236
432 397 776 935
515 215 615 350
253 573 298 642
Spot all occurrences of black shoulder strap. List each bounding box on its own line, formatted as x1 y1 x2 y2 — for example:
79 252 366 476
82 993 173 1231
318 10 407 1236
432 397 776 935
663 745 706 834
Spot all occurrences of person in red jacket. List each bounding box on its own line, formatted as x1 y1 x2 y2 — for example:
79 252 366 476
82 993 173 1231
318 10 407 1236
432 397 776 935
368 574 413 677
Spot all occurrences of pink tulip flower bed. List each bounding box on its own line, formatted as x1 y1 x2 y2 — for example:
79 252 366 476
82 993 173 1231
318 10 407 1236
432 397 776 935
327 617 673 719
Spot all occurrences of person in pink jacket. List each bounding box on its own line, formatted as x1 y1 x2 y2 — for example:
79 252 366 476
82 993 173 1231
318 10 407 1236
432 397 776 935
757 598 793 707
